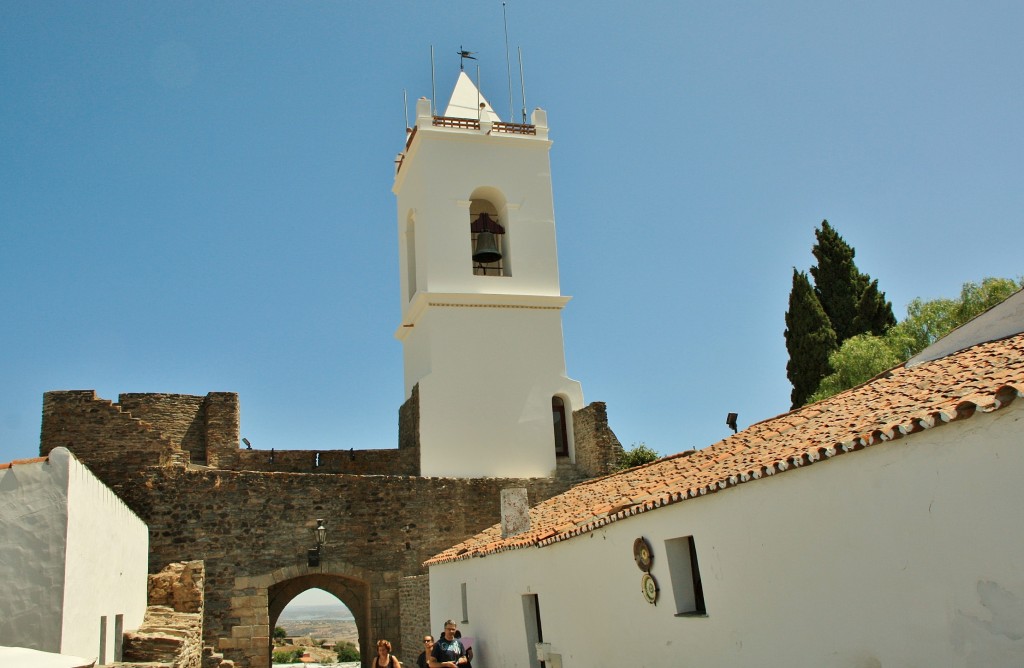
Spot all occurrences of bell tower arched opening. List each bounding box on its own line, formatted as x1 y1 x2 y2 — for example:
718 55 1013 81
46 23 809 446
469 187 510 277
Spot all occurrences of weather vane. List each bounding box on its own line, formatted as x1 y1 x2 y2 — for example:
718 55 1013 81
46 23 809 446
458 46 477 71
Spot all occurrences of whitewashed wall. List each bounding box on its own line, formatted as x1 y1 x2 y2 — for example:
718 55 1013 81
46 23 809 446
394 103 560 306
0 450 71 652
414 302 582 478
429 402 1024 667
0 448 148 662
61 448 149 660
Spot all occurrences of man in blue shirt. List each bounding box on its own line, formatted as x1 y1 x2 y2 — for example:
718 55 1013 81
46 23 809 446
429 620 468 668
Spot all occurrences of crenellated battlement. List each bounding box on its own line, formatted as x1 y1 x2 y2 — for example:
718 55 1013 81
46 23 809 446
40 388 619 483
40 391 240 481
39 389 427 481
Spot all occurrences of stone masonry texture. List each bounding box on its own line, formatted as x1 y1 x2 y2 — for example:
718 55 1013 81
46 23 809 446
39 389 621 668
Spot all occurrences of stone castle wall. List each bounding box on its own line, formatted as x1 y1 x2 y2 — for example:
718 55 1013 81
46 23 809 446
39 389 619 668
42 390 420 478
399 575 430 663
112 463 576 666
117 394 208 463
572 401 624 477
40 391 184 492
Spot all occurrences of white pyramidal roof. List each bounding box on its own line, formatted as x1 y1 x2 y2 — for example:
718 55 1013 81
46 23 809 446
442 71 502 122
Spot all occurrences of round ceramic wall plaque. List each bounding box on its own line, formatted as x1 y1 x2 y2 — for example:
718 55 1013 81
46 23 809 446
641 573 659 605
633 536 653 572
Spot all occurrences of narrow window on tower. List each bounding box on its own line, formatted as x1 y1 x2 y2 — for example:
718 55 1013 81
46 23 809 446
552 396 569 456
470 208 506 276
405 213 417 301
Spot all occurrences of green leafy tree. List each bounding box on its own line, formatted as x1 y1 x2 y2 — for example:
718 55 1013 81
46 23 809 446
272 648 305 664
809 277 1024 402
958 277 1022 316
807 334 903 403
336 641 360 662
274 626 287 640
785 268 838 408
616 442 660 470
885 297 960 359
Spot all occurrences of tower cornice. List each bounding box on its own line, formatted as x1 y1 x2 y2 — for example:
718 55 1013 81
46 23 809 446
394 291 571 341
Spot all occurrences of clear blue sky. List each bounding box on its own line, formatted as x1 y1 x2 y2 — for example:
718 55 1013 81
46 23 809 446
3 1 1022 465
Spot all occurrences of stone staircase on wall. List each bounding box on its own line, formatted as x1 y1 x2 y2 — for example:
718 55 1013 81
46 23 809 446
113 560 232 668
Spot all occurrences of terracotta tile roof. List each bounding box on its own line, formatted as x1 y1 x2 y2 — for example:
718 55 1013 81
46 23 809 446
0 456 48 470
426 331 1024 566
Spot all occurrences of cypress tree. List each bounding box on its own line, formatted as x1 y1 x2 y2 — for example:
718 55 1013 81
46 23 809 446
809 220 895 342
852 278 897 336
785 268 837 408
809 220 865 343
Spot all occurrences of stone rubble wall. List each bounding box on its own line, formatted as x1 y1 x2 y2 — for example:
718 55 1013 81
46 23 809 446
113 465 580 666
118 394 208 465
117 560 209 668
44 390 416 477
40 391 184 493
572 401 624 477
400 574 430 665
235 446 416 475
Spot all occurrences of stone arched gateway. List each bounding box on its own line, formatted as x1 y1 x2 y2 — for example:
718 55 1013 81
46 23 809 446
38 390 621 667
234 562 372 668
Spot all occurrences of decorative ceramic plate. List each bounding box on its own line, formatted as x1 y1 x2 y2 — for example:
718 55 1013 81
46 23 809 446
641 573 659 605
633 536 653 571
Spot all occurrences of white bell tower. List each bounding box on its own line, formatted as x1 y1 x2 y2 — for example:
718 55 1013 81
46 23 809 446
393 72 583 478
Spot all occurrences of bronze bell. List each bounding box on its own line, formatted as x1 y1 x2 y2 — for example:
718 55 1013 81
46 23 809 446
473 230 503 264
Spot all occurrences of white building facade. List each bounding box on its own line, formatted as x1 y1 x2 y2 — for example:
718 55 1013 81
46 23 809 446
394 73 583 478
430 402 1024 667
426 296 1024 666
0 447 149 663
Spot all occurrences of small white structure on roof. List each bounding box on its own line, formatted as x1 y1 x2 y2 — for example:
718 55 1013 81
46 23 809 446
0 447 148 663
426 295 1024 666
394 73 583 478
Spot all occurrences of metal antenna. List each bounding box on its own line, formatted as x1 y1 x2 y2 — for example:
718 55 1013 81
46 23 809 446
518 46 527 123
503 1 514 122
430 45 436 117
403 88 409 131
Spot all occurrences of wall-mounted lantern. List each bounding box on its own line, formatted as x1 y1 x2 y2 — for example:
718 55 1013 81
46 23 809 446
308 519 327 567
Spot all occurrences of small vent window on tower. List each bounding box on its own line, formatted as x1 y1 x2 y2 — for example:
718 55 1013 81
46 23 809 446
471 211 506 276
